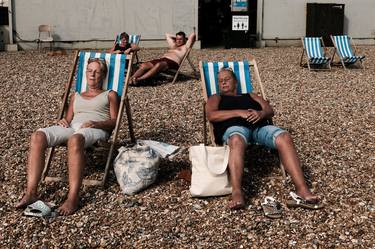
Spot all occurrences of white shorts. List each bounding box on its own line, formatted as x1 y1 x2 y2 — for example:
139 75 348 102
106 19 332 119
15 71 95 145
38 125 109 148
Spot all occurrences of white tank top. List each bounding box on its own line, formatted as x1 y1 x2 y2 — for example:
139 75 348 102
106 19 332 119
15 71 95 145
71 90 110 128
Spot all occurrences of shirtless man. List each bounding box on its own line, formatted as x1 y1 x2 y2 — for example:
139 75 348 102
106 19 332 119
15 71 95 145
130 30 196 85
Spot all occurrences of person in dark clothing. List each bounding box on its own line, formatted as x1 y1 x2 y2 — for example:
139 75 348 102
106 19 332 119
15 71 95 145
109 32 139 55
206 67 323 210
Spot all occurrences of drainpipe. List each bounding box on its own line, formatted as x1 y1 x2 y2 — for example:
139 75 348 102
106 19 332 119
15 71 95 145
256 0 265 47
5 0 17 50
8 0 13 44
193 0 199 48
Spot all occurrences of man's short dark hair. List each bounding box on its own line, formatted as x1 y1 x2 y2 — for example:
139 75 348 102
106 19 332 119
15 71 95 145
175 31 186 39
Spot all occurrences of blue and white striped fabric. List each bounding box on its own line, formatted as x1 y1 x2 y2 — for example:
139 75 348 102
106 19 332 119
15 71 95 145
303 37 330 65
76 51 127 96
333 35 365 63
202 61 252 97
115 34 141 45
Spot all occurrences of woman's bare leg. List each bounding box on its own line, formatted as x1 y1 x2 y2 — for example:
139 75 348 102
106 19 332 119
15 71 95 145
16 131 48 208
58 134 85 215
227 135 247 209
275 132 319 200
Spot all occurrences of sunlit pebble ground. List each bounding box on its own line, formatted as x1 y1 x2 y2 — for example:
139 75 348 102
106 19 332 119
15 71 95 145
0 46 374 248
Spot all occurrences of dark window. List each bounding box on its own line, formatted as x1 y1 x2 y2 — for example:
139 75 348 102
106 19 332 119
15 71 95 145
0 7 9 26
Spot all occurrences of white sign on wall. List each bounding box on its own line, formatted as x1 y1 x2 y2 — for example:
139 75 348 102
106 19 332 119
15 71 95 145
232 15 249 31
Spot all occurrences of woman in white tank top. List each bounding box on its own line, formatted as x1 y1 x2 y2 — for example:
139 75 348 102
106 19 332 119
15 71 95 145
16 59 119 215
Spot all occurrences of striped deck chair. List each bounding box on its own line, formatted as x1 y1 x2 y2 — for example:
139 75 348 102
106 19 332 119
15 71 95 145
331 35 365 69
199 58 286 178
114 33 141 64
300 37 331 71
42 51 135 187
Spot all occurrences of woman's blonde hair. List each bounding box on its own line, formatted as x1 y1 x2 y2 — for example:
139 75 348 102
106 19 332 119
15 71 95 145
218 67 237 82
87 58 108 81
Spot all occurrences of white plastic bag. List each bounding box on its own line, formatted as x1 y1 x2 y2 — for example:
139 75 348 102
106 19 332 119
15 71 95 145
137 139 180 158
114 144 160 195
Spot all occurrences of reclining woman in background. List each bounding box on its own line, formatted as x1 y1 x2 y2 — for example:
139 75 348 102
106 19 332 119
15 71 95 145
16 58 119 215
206 67 324 210
109 32 139 55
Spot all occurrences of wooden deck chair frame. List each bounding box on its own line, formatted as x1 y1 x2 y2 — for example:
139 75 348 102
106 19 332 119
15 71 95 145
114 34 141 64
330 35 365 70
41 50 136 187
299 37 331 71
199 57 286 179
169 46 199 84
159 48 198 83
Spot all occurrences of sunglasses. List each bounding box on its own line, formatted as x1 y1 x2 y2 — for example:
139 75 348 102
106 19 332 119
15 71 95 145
220 67 234 72
88 57 106 63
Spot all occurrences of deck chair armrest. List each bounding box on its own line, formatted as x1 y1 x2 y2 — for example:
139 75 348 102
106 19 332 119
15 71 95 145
186 31 196 49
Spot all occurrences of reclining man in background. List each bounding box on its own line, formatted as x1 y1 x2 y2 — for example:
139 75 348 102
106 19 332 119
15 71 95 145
130 30 196 85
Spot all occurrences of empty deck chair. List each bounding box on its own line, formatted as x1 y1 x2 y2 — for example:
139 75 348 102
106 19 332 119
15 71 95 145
42 51 136 187
300 37 331 70
199 58 286 178
331 35 365 69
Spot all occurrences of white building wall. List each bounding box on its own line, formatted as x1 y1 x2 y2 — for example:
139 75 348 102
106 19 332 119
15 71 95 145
13 0 198 49
261 0 375 46
6 0 375 49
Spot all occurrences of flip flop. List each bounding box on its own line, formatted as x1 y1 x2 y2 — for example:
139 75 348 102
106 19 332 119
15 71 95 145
261 196 282 219
286 192 324 210
23 200 56 218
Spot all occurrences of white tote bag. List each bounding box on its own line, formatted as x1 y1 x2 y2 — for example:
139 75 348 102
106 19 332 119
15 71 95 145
189 144 232 197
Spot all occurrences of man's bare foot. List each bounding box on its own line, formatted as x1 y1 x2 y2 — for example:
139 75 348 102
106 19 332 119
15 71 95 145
129 76 138 86
57 198 79 216
15 193 38 209
228 190 245 210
